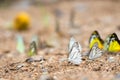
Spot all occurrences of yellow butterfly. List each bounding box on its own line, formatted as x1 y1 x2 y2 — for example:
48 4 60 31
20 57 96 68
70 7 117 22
28 41 37 56
89 30 104 49
104 33 120 52
14 12 30 31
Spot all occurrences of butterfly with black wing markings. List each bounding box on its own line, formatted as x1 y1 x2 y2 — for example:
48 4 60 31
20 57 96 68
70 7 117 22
89 42 103 60
28 41 37 56
68 37 82 65
105 33 120 52
89 30 104 49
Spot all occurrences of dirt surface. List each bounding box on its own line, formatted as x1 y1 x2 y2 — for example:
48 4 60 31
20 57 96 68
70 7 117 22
0 1 120 80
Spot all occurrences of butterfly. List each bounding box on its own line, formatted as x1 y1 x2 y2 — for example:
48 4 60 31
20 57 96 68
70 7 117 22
89 30 104 49
68 38 82 65
28 41 37 56
89 42 103 60
104 33 120 52
14 12 30 31
16 35 25 54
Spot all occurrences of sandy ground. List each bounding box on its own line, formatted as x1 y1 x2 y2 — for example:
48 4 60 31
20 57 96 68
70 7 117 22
0 1 120 80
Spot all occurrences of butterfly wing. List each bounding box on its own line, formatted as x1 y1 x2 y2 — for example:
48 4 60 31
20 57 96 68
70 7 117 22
68 42 82 65
68 37 77 53
108 40 120 52
104 34 111 51
89 31 103 49
16 35 25 54
107 33 120 52
89 43 103 60
31 35 40 48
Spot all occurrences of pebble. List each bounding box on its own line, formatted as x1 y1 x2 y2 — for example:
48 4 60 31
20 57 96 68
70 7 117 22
39 74 54 80
107 57 115 62
25 58 34 63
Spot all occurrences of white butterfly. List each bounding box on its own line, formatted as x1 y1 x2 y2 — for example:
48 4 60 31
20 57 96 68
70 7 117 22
68 41 82 65
68 37 77 53
89 43 103 60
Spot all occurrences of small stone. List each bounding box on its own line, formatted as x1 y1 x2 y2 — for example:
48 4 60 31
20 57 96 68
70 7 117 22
16 64 24 70
107 57 115 62
25 58 34 63
39 74 54 80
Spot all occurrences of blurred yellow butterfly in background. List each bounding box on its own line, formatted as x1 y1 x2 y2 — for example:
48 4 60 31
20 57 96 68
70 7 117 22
104 33 120 52
89 30 104 49
14 12 30 31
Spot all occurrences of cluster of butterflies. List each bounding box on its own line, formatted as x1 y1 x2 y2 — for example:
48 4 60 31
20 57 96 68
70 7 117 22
16 35 38 56
89 30 120 52
68 30 120 65
16 30 120 65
